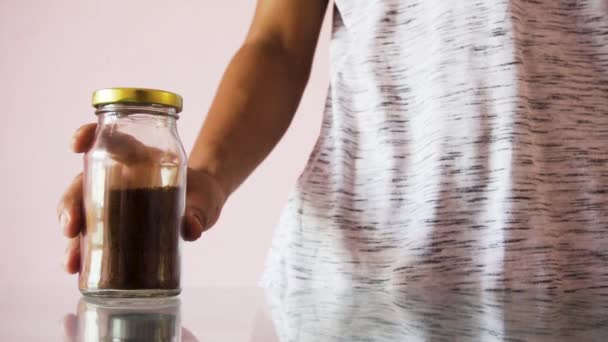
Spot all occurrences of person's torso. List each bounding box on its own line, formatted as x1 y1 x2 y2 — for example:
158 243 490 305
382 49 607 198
262 0 608 292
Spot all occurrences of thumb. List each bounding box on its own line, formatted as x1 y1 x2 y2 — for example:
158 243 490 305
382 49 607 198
181 168 227 241
182 208 207 241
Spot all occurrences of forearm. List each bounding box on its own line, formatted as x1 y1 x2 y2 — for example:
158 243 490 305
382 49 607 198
189 40 313 196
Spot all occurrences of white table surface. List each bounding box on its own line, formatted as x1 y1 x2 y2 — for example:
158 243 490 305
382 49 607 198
0 285 277 341
2 283 608 341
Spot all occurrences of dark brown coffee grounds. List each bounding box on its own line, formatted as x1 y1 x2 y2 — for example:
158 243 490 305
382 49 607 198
80 186 182 290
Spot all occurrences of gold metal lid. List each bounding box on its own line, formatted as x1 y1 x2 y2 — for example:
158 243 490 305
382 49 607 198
92 88 183 113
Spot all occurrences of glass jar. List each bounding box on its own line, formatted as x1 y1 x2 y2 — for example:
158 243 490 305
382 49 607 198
76 297 181 341
80 88 187 298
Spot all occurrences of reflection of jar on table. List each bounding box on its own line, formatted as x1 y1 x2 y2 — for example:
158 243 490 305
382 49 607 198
77 296 181 341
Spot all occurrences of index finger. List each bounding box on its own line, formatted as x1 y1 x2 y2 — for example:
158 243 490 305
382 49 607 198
71 123 98 153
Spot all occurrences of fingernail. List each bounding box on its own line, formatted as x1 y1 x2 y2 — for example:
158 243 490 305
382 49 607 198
60 211 70 231
191 215 204 238
192 214 204 230
70 136 77 151
186 213 205 240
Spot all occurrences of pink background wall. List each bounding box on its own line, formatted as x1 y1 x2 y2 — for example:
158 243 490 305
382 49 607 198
0 0 330 292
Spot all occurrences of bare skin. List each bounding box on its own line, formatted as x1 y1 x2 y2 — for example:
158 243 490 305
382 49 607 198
57 0 329 273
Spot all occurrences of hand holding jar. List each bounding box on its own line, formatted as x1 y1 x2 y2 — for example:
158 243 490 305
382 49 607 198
57 88 227 297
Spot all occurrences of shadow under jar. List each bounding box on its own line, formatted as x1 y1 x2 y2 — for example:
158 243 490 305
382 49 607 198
80 88 187 298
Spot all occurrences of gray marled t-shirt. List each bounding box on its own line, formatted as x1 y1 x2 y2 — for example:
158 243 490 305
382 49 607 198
262 0 608 292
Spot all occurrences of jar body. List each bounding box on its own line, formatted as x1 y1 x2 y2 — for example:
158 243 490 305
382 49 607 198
80 104 186 298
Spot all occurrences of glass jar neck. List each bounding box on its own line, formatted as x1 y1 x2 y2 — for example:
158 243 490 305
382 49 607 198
96 103 178 126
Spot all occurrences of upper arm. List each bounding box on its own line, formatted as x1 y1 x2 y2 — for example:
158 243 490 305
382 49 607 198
244 0 329 65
